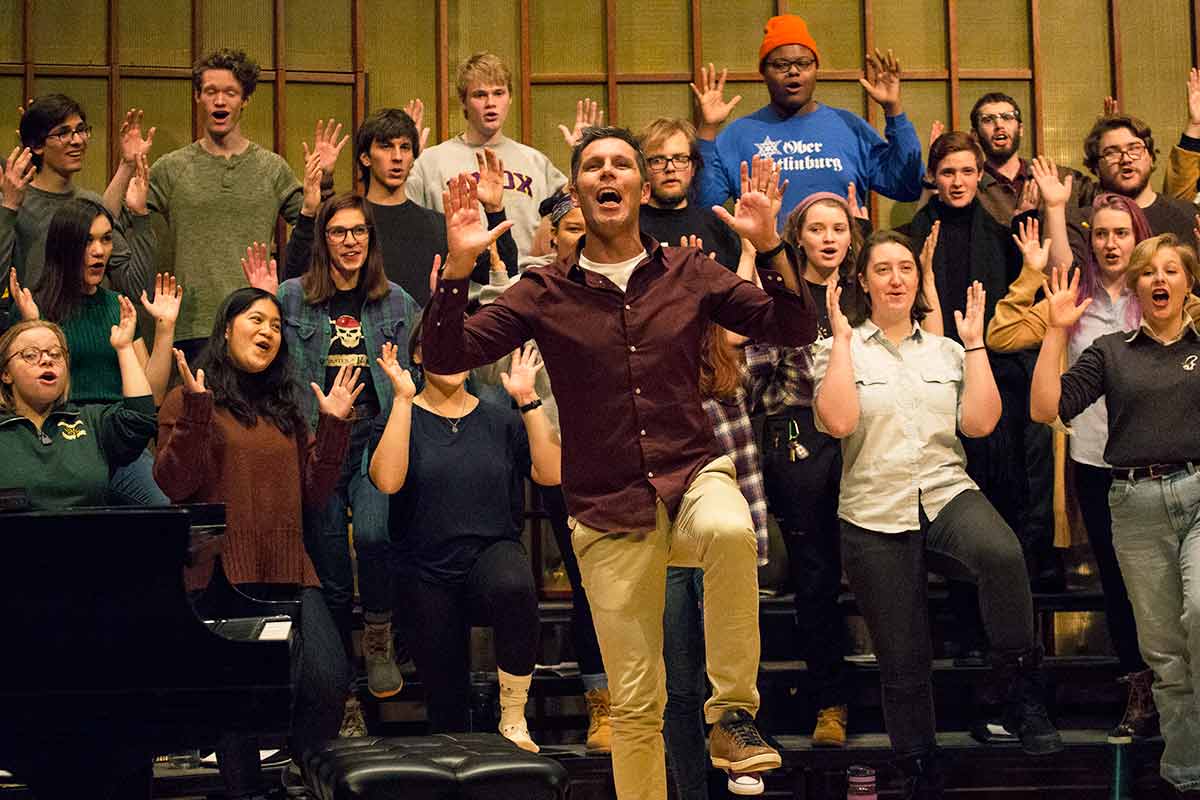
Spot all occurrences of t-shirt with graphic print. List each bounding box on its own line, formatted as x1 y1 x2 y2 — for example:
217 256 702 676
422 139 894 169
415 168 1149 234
326 289 378 416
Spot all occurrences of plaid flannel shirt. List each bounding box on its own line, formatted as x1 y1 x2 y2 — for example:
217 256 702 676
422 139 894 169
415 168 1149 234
743 342 813 415
702 387 770 565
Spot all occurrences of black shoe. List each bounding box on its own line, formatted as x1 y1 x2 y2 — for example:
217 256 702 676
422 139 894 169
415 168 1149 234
896 751 944 800
994 648 1064 756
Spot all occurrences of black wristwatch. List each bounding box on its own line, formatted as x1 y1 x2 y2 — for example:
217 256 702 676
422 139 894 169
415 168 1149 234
519 398 543 414
755 240 787 263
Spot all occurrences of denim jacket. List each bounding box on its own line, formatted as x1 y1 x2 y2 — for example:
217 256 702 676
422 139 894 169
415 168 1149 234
278 277 418 430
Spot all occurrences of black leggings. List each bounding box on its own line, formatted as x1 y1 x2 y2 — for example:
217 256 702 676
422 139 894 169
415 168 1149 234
1072 462 1148 673
395 539 539 732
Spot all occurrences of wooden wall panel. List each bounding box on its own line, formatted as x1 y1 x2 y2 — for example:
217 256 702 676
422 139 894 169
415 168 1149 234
119 0 192 68
0 77 24 128
617 84 693 139
1038 0 1109 172
448 0 522 139
362 0 438 132
873 0 947 71
1120 0 1192 177
819 82 868 120
287 0 354 72
529 83 606 178
119 78 193 162
285 83 355 193
958 0 1030 70
778 0 865 71
32 0 108 65
531 2 605 74
238 83 276 155
724 81 768 124
201 0 274 68
30 77 110 190
0 0 24 63
616 0 691 74
701 0 775 73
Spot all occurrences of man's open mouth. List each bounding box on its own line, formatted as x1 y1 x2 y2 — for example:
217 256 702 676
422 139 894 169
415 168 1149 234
597 188 621 208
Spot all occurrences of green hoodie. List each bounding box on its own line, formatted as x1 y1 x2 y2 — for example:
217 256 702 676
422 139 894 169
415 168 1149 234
0 395 157 509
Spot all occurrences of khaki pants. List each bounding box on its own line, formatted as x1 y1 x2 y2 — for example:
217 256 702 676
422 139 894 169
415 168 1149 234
571 457 761 800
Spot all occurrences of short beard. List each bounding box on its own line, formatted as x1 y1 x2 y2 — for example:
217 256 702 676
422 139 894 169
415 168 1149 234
1102 170 1151 199
980 130 1021 163
650 184 688 208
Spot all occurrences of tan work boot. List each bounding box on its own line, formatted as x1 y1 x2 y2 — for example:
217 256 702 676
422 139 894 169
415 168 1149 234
708 708 781 773
811 704 848 747
339 695 367 738
584 687 613 752
498 668 539 753
361 612 404 698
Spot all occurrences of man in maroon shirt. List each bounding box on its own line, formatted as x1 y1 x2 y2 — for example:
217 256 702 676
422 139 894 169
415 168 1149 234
422 126 817 800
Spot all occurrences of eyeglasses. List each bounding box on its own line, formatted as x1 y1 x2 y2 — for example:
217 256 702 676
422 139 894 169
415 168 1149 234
1100 142 1148 164
978 111 1019 125
765 58 816 74
5 346 67 367
646 154 693 172
45 124 93 144
325 225 372 243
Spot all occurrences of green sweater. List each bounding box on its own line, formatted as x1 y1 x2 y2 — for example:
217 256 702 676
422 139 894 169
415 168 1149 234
148 141 303 342
58 288 141 404
0 395 157 509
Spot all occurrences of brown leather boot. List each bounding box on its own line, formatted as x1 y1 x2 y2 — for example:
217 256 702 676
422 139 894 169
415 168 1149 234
1110 669 1159 739
584 688 613 752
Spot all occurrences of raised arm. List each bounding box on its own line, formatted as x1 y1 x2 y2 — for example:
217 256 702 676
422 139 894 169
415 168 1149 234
812 283 859 437
103 108 156 217
988 217 1053 351
301 364 357 509
1030 266 1094 423
1030 156 1074 272
369 342 416 494
107 153 156 299
918 220 943 335
954 282 1001 437
501 342 561 486
1165 69 1200 200
138 273 183 404
860 50 924 201
153 353 214 501
712 156 800 292
558 98 605 149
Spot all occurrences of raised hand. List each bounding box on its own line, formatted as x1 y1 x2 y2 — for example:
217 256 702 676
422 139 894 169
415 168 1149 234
117 108 156 165
861 48 903 116
1014 176 1040 216
827 282 852 340
8 268 38 320
500 342 543 404
678 235 716 261
428 253 442 297
404 98 431 152
1042 266 1091 329
1 146 35 211
299 142 324 216
140 273 183 325
240 241 279 294
713 157 781 252
690 63 742 131
376 342 415 401
919 220 940 276
441 173 514 280
846 182 869 220
1011 217 1051 273
173 348 207 394
125 152 151 215
741 153 787 220
109 294 138 350
310 118 349 180
1104 96 1119 117
474 147 506 213
311 364 365 419
953 281 986 347
558 98 605 149
1029 155 1072 209
929 119 945 147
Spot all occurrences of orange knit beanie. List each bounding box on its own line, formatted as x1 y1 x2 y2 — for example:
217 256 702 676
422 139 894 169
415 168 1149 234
758 15 821 66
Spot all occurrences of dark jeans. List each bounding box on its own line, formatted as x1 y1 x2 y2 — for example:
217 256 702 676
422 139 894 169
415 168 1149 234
539 484 606 679
761 408 849 709
213 586 349 797
663 566 708 800
1073 462 1148 673
305 417 392 665
840 490 1036 757
394 539 539 733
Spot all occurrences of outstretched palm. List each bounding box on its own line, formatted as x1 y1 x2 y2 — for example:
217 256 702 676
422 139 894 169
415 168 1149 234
442 173 514 280
312 365 365 419
1043 266 1091 329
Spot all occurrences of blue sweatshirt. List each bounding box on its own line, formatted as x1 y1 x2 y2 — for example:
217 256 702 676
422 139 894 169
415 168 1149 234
696 103 925 224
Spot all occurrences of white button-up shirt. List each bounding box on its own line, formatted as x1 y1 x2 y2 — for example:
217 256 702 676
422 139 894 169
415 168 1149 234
811 321 977 533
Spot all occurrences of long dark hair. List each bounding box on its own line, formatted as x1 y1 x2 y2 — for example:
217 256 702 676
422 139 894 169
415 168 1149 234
33 198 112 322
845 230 932 327
195 288 305 437
300 193 389 305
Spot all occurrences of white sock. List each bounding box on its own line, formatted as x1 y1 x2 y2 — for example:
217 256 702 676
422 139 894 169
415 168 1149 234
497 668 539 753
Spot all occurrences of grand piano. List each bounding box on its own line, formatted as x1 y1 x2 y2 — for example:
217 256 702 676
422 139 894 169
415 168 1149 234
0 505 295 798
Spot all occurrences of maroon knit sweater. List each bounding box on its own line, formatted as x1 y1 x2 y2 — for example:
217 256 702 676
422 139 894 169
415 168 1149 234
154 387 350 590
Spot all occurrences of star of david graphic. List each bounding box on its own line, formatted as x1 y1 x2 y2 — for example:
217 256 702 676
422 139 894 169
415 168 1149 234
754 136 781 159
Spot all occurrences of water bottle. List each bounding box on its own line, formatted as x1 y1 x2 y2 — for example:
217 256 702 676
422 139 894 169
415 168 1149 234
847 765 877 800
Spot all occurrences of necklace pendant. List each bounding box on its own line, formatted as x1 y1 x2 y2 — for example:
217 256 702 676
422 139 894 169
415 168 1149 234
449 420 459 434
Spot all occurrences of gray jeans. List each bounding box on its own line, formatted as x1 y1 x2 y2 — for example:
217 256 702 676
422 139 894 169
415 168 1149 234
1109 469 1200 791
840 489 1036 757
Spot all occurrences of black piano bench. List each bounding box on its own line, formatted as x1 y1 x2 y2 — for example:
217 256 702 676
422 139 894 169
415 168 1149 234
301 734 570 800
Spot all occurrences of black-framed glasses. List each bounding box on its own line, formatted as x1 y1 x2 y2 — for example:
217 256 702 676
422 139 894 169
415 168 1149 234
5 346 67 367
325 224 372 243
1100 142 1148 164
45 124 93 144
646 154 693 172
765 57 816 74
978 111 1019 125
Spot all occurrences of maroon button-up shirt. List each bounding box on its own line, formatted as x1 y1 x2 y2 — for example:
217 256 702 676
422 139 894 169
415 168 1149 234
422 234 819 532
